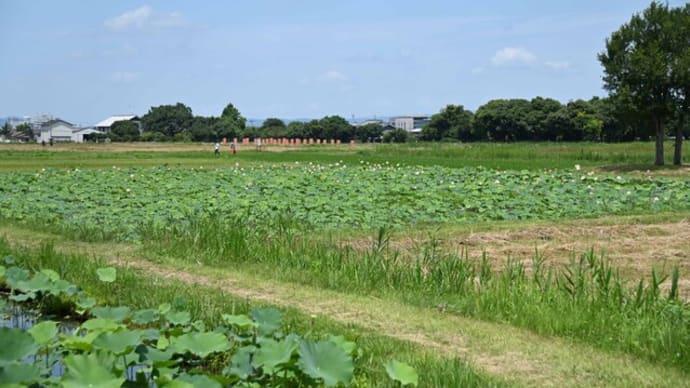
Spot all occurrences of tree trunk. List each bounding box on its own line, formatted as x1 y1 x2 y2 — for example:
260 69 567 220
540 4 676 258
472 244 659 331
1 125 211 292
654 115 664 166
673 114 685 165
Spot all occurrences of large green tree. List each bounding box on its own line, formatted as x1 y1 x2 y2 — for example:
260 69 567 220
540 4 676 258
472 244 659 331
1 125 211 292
474 99 531 141
354 123 384 142
318 116 354 142
421 104 475 141
110 120 141 141
218 103 246 139
527 97 562 140
141 103 193 138
261 118 287 138
599 2 688 165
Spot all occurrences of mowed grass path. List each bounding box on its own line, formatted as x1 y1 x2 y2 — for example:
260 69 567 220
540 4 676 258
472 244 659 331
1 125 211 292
2 225 688 387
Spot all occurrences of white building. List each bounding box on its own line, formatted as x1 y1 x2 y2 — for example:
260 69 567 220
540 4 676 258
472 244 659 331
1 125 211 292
392 115 430 133
35 119 76 143
95 115 140 133
35 119 103 143
72 127 103 143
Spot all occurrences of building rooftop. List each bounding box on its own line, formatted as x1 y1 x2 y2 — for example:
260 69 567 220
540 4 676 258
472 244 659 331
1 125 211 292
95 115 138 128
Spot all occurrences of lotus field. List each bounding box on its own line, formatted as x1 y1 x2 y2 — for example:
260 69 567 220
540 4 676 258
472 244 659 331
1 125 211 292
1 163 688 240
2 144 690 387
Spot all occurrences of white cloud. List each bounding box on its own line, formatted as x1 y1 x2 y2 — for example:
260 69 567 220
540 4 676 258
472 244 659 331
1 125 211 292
104 5 186 31
544 61 571 71
104 6 153 31
491 47 536 66
319 70 348 82
110 71 140 83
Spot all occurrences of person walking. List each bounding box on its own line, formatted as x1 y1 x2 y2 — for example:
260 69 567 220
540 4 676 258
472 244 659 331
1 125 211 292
230 141 236 155
214 142 220 156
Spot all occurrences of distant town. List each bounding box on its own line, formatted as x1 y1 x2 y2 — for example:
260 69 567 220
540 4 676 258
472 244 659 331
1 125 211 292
0 112 430 144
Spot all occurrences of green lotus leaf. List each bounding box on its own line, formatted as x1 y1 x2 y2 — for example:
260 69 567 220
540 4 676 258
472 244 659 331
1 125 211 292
93 329 143 355
132 308 160 325
221 314 256 329
253 337 298 374
0 265 6 279
251 308 282 336
0 328 39 363
28 320 58 346
158 303 172 315
91 306 131 322
16 272 53 293
172 332 231 358
325 334 357 356
40 268 60 282
75 295 97 314
175 373 222 388
53 279 78 296
166 311 192 326
80 318 124 333
384 359 418 387
5 266 29 289
137 344 176 366
297 340 353 387
154 366 180 382
157 335 170 350
60 331 100 352
96 267 117 283
62 353 125 388
226 345 255 380
0 362 41 384
9 292 35 302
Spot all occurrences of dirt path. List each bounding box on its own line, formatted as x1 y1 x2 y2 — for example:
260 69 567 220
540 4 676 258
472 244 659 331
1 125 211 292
1 226 688 387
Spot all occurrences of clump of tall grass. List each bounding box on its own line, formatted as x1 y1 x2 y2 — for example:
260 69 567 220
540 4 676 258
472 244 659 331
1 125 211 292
140 216 690 369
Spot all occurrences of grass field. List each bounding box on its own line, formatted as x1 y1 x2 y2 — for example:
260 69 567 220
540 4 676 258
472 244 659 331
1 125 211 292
1 141 689 386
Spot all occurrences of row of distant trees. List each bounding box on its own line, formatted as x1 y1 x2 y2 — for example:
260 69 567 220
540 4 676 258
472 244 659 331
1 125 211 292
120 2 690 166
114 95 687 145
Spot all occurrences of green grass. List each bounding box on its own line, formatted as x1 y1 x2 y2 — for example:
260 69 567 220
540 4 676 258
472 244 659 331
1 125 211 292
140 216 690 371
0 238 503 388
1 141 689 171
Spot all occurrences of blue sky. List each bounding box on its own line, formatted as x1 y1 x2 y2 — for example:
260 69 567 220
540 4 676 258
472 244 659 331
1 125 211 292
1 1 685 125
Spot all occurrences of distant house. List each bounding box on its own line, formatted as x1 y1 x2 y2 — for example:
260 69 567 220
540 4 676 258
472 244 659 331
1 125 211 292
35 119 78 143
391 115 430 132
72 127 103 143
35 119 103 143
95 115 140 133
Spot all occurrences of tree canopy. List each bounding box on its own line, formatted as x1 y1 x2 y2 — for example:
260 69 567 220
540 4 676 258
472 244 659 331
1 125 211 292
421 105 474 141
110 120 141 142
599 1 690 165
141 103 193 138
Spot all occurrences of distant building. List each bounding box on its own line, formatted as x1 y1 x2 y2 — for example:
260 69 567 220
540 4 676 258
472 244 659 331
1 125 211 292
95 115 140 133
72 127 103 143
353 119 386 127
35 119 77 143
392 115 430 133
35 119 103 143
